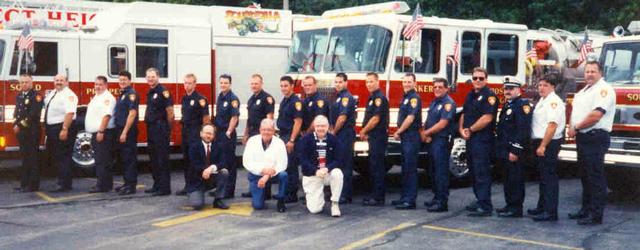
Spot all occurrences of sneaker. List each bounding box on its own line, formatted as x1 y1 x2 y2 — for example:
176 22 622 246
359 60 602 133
331 202 341 217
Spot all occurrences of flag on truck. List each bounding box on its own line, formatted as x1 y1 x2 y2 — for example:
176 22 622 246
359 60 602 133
18 24 34 51
447 32 460 65
576 31 593 66
402 3 424 40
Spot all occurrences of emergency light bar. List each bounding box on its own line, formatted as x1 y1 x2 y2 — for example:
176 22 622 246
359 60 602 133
321 1 409 19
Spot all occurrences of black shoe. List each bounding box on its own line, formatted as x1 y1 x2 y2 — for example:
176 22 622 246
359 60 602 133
51 187 71 193
577 215 602 225
114 185 125 192
175 189 187 196
467 207 492 217
277 199 287 213
497 210 523 218
427 203 448 212
285 195 299 203
423 199 437 207
151 191 171 196
465 202 479 212
395 202 416 210
213 199 229 209
144 187 158 194
362 198 385 206
118 188 136 196
339 197 352 204
391 200 403 206
223 194 234 199
532 212 558 221
88 187 109 193
241 192 252 198
495 206 510 213
568 209 589 220
527 207 544 216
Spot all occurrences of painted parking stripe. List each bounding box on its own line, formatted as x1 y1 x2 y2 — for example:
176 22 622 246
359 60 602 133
152 202 253 228
339 222 416 250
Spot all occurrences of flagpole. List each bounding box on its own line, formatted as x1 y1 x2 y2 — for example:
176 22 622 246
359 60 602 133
16 49 24 75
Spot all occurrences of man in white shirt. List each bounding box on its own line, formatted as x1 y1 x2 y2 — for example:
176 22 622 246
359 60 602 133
567 61 616 225
44 73 78 192
85 76 116 193
242 118 288 212
528 74 565 222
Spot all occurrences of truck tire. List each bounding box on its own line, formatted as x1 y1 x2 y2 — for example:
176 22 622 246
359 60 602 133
353 156 394 177
605 165 640 195
449 137 469 179
72 130 95 168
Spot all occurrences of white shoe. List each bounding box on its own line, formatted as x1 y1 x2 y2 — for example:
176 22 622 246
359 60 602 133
331 202 341 217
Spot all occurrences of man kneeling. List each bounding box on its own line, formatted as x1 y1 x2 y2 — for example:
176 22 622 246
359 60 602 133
188 124 229 210
298 115 343 217
243 118 288 212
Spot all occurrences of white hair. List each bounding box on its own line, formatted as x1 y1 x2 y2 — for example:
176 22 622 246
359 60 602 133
313 115 329 126
260 118 275 129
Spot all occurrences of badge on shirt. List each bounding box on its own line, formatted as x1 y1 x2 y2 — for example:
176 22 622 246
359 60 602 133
600 89 608 97
153 93 158 99
121 95 125 101
199 99 206 107
523 105 531 114
24 99 29 105
477 95 483 101
232 100 239 108
104 99 110 106
317 100 324 108
550 102 557 109
403 99 408 105
256 99 261 106
189 100 194 106
341 97 349 107
375 98 382 107
444 103 452 112
267 96 273 104
36 95 42 102
223 101 228 107
163 90 170 98
368 100 373 106
506 109 512 115
129 94 136 102
410 98 417 108
437 104 442 110
488 96 497 106
295 101 302 111
308 101 313 107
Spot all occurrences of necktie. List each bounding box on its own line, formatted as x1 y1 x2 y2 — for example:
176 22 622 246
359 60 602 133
205 143 211 166
44 90 58 124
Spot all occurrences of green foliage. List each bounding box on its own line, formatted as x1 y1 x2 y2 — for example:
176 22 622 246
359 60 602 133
94 0 640 32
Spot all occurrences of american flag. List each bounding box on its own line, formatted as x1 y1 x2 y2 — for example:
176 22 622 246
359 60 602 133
18 25 34 51
526 48 538 60
577 31 593 66
402 3 424 41
447 32 460 65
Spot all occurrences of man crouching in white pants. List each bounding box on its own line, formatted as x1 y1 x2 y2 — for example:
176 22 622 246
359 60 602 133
297 115 343 217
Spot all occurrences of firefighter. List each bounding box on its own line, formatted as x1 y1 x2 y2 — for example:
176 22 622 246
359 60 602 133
240 74 275 199
361 72 389 206
567 61 616 225
301 75 329 135
329 73 357 204
391 73 421 210
422 78 456 213
144 68 174 196
176 73 210 196
13 74 43 192
277 76 304 203
113 71 139 196
528 73 565 222
495 76 532 218
459 67 498 216
214 74 240 198
85 76 116 193
43 73 78 192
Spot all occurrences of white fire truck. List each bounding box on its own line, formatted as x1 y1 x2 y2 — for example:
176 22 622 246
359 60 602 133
0 0 292 165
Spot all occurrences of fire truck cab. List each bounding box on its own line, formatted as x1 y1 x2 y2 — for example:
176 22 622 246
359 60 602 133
286 2 528 177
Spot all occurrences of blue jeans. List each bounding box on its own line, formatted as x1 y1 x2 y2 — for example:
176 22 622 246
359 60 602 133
248 172 288 209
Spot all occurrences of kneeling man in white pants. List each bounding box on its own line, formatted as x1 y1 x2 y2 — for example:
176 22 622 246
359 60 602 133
298 115 343 217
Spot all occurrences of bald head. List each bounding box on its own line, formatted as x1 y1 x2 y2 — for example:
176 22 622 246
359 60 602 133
313 115 329 138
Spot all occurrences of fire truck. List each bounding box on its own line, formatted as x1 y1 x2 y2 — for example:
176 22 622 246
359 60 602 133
0 0 292 166
286 1 528 177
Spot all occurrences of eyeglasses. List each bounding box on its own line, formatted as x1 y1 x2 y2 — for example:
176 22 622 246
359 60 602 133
472 77 485 81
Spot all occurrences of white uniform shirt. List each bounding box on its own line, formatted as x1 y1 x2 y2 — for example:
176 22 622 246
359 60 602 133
242 135 288 176
532 91 566 139
570 78 616 133
44 87 78 125
85 91 116 133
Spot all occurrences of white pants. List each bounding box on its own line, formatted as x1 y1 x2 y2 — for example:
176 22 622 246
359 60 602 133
302 168 343 214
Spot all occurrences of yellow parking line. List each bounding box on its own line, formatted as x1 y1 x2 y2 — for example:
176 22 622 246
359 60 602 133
423 225 583 250
152 202 253 228
339 222 416 250
35 192 58 202
55 193 97 202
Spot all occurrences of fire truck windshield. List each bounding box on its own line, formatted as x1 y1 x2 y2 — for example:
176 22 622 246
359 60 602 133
0 40 5 75
289 29 329 73
323 25 392 73
602 42 640 85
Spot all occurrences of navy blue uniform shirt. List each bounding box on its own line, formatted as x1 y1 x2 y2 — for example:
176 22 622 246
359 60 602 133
247 90 275 134
302 92 329 131
424 95 456 137
363 89 389 137
115 86 139 127
329 89 357 129
462 86 498 136
277 94 303 132
397 89 422 131
214 91 240 129
181 91 209 126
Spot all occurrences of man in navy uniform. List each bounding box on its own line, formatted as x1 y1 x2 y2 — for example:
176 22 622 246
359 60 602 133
567 61 616 225
392 73 421 210
214 74 240 198
13 74 43 192
495 76 532 218
277 76 304 203
187 124 229 210
459 67 498 216
144 67 174 196
329 73 356 204
422 78 456 212
360 72 389 206
301 75 329 135
176 73 210 196
241 74 275 199
114 71 139 195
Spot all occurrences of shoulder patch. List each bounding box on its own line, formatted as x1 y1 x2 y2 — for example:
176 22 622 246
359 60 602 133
341 97 349 107
35 94 42 102
550 102 557 109
199 99 206 107
129 94 136 102
444 103 452 112
523 105 531 114
410 98 418 108
104 99 110 106
163 90 170 98
317 99 324 108
295 101 302 111
231 100 239 108
375 98 382 107
267 96 274 105
488 96 497 106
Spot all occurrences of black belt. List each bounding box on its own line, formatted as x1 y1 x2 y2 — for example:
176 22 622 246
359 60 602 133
579 129 607 135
